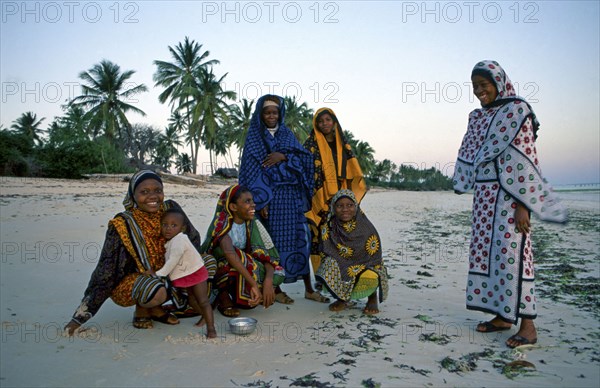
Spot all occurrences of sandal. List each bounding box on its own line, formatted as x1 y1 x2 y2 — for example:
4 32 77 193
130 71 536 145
217 305 240 317
328 300 347 312
151 312 180 325
173 307 201 318
215 291 240 317
305 291 331 303
132 316 153 329
476 320 511 333
274 292 295 304
506 334 537 348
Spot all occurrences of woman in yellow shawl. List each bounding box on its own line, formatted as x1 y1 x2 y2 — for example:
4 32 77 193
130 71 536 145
303 108 367 292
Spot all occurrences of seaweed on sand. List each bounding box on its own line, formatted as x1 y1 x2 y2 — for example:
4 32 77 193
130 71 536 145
241 380 273 388
331 369 349 382
282 373 334 388
393 363 432 376
534 218 600 317
361 378 381 388
325 358 356 367
439 348 495 373
414 314 434 323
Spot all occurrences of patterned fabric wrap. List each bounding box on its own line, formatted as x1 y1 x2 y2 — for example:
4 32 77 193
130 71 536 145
303 107 367 271
453 60 566 223
201 185 285 307
238 95 313 282
70 171 214 324
453 61 567 324
315 190 388 302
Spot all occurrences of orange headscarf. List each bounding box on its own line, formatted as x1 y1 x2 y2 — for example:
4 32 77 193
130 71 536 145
303 108 367 269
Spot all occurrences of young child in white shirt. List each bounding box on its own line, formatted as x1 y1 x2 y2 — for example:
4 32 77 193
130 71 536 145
156 208 216 338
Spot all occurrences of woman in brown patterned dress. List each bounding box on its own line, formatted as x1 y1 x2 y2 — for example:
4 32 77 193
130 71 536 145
64 170 215 335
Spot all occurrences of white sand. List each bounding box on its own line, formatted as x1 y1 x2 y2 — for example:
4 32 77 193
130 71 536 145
1 177 598 387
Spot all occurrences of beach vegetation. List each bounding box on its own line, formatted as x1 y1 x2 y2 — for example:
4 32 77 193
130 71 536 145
153 36 230 174
2 39 452 188
10 111 46 147
70 60 148 141
0 128 33 176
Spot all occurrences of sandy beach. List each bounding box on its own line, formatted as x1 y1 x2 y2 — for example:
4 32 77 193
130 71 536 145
1 176 598 387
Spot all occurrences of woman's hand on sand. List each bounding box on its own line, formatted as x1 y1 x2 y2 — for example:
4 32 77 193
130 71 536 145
248 284 262 307
64 320 80 336
262 152 286 168
262 278 275 308
515 204 531 234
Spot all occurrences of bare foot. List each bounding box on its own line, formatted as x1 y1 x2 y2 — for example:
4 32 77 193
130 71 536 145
194 317 206 327
64 320 81 336
363 293 379 315
328 299 347 312
206 327 217 339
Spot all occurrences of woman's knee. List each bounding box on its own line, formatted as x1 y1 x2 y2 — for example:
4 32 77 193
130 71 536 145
139 287 168 308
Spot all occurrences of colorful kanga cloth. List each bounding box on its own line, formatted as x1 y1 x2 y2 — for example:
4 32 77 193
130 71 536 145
453 61 567 323
238 95 314 282
200 185 285 308
70 170 215 325
315 190 388 302
303 107 367 271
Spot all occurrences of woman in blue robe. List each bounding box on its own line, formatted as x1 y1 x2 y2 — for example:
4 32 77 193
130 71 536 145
239 94 326 304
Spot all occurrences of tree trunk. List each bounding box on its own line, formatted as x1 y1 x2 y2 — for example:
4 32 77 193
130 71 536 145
185 102 196 172
193 117 206 175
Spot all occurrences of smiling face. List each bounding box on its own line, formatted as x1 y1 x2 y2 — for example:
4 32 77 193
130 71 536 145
334 196 357 223
316 112 335 137
161 212 185 240
133 179 164 213
262 105 279 128
472 74 498 107
229 191 256 223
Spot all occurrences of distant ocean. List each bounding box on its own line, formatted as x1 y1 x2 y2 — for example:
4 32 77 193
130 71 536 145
554 183 600 204
554 183 600 192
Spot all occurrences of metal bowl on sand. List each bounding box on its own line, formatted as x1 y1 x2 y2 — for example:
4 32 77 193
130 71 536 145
228 317 257 335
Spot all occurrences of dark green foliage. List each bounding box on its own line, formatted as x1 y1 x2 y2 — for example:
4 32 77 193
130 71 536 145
366 163 453 191
37 136 130 178
0 130 34 176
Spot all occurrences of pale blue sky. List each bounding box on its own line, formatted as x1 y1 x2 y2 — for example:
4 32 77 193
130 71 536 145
1 0 599 184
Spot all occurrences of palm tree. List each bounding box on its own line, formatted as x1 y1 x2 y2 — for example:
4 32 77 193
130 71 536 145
154 124 183 170
58 105 90 138
189 69 236 175
70 60 148 141
370 159 396 183
122 124 161 168
167 110 186 135
153 37 219 172
228 98 254 164
341 129 376 177
11 112 46 146
283 96 313 143
175 153 192 174
354 139 376 177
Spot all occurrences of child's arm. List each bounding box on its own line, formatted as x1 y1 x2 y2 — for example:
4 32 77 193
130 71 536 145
156 235 185 277
220 235 262 305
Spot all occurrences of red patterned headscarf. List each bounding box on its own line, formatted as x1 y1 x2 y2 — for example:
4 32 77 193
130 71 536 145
200 185 242 253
